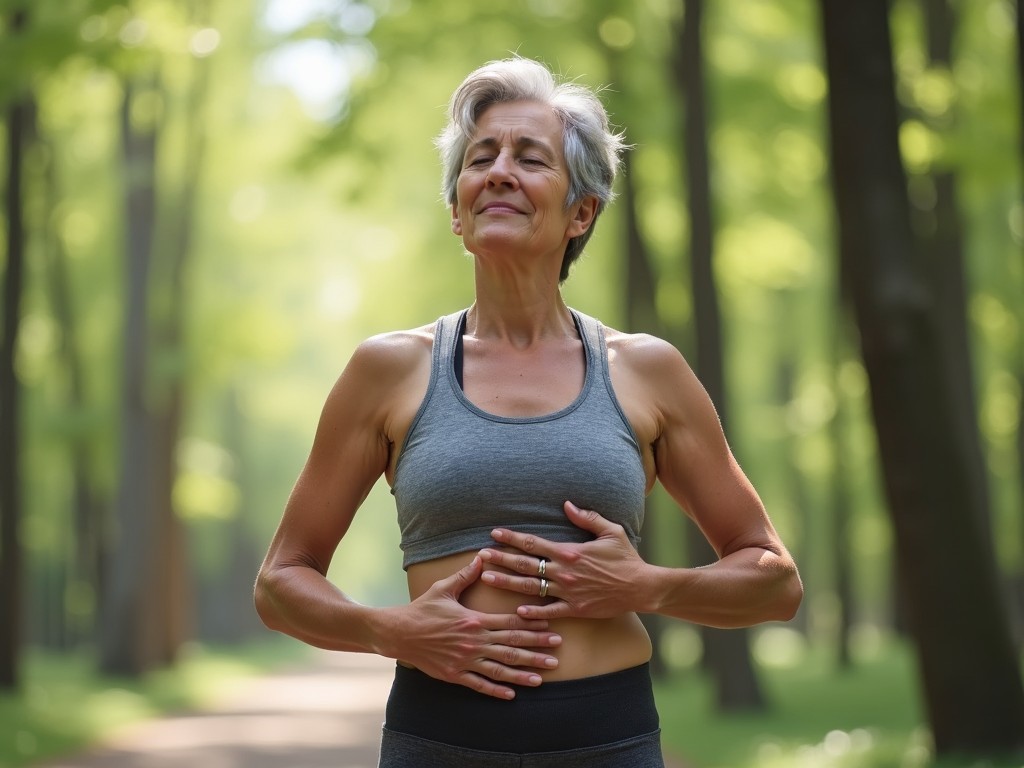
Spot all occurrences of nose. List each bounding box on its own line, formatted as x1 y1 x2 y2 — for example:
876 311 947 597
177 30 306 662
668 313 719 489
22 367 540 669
485 151 518 188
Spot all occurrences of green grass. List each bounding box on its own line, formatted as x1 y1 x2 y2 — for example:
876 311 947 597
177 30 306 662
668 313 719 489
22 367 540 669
0 637 309 768
654 637 1023 768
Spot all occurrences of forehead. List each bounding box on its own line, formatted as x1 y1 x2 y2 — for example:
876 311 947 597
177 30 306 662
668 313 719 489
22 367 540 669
472 100 564 144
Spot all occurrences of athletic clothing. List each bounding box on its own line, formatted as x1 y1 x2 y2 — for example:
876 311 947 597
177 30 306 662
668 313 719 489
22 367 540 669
378 663 664 767
391 308 648 569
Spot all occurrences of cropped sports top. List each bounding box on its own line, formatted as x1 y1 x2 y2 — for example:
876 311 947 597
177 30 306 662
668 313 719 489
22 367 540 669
390 308 648 570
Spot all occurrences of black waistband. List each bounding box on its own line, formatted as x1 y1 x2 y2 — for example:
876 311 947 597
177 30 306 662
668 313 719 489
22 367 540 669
384 663 659 753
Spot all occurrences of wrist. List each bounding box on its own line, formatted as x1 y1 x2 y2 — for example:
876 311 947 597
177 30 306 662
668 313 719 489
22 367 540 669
361 604 402 659
639 563 691 616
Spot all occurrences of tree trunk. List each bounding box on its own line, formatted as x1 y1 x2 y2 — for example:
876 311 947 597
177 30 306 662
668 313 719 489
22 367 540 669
0 8 31 690
618 144 671 678
1014 0 1024 648
40 132 103 648
148 5 214 662
99 76 162 677
918 0 994 541
819 0 1024 753
670 0 765 712
828 304 856 668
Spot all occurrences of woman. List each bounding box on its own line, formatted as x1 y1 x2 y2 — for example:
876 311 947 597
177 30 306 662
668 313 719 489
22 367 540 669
255 57 802 767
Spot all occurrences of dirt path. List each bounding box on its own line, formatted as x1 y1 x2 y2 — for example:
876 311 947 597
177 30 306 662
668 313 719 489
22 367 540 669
36 651 690 767
37 651 394 768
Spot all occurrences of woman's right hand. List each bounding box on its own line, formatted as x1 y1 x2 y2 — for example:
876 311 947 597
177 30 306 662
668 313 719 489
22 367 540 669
379 556 562 699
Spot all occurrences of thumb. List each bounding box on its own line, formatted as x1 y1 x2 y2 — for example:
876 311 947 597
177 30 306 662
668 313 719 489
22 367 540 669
564 501 621 537
439 555 483 598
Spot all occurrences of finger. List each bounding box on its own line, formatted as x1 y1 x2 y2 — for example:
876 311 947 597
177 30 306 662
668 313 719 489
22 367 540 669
517 601 574 621
564 500 623 537
481 569 554 597
489 528 555 557
475 658 546 689
487 629 562 649
453 671 519 701
479 548 551 577
439 555 483 598
483 642 560 671
478 613 552 633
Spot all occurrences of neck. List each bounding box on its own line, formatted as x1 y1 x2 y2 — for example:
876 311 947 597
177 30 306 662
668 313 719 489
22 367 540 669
468 264 573 345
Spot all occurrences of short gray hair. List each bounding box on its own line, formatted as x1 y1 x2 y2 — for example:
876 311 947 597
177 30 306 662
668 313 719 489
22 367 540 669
436 57 627 282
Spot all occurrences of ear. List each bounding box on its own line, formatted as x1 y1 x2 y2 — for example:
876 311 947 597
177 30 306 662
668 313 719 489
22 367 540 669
451 203 463 236
567 195 598 238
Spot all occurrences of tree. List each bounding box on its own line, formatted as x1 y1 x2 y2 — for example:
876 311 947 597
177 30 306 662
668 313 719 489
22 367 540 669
669 0 765 712
0 6 31 691
99 71 162 676
819 0 1024 753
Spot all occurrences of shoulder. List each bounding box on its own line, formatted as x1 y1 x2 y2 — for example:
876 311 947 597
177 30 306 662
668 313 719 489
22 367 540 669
600 324 694 383
322 322 437 425
600 323 715 432
345 323 436 380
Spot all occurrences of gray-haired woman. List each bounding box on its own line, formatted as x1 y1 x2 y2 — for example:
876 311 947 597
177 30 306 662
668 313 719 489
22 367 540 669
255 57 802 767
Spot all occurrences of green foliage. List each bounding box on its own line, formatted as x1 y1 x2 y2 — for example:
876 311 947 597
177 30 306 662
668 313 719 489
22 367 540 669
655 639 1023 768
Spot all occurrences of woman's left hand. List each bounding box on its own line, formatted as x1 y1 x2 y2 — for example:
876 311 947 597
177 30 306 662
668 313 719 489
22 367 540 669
478 500 652 620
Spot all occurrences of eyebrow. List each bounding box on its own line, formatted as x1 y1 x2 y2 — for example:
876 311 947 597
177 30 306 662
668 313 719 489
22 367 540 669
467 136 557 160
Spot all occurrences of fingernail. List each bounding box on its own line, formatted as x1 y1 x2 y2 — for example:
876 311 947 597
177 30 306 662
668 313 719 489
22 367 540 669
479 549 492 561
549 635 562 646
505 689 516 700
545 657 558 668
491 529 505 540
528 675 542 685
481 572 495 583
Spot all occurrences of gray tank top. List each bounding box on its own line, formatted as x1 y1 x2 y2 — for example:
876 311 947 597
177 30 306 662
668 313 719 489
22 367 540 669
391 308 647 570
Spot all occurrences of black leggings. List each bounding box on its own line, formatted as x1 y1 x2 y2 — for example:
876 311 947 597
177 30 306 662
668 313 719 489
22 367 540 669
379 663 664 766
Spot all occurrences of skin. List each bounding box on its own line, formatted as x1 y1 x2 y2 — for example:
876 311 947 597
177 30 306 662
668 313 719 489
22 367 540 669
254 99 803 702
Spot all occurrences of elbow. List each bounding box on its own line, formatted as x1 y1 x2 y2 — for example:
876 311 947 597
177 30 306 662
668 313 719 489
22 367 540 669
253 567 285 633
772 563 804 623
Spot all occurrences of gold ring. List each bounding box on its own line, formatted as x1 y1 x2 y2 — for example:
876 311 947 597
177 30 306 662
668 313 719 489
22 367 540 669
537 558 547 577
539 578 549 598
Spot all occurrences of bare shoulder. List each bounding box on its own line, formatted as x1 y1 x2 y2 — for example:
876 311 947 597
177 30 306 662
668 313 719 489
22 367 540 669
602 325 689 375
327 322 437 474
601 325 701 405
341 322 435 385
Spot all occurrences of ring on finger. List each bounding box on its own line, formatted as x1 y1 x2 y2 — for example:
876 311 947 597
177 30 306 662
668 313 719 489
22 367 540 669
539 578 549 598
537 558 547 577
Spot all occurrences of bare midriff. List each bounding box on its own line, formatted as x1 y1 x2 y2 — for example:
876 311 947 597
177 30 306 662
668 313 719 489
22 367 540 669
405 549 653 680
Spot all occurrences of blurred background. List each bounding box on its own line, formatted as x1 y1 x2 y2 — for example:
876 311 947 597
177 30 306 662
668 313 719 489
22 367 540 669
0 0 1022 766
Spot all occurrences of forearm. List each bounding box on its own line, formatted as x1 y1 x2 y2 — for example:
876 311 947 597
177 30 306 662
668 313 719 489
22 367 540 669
641 547 802 628
254 563 398 656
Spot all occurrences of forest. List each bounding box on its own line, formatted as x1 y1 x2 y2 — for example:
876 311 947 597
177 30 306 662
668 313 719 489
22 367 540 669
1 0 1023 766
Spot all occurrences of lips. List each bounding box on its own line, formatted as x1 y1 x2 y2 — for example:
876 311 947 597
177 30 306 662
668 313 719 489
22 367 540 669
479 201 524 214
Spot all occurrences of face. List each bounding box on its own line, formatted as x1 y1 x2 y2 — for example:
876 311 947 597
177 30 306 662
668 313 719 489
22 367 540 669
451 100 596 265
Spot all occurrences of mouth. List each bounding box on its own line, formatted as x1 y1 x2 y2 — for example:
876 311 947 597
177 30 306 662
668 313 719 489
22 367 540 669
479 202 524 214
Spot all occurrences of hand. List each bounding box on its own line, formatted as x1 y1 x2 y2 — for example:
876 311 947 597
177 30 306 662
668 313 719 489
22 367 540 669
384 556 562 700
479 501 652 620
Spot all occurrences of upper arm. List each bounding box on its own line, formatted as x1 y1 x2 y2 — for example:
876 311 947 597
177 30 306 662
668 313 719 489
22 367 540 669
261 331 431 577
618 335 784 560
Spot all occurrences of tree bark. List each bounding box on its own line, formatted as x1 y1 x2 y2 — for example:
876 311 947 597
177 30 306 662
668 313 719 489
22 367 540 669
670 0 765 712
819 0 1024 752
99 76 162 677
0 7 31 691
